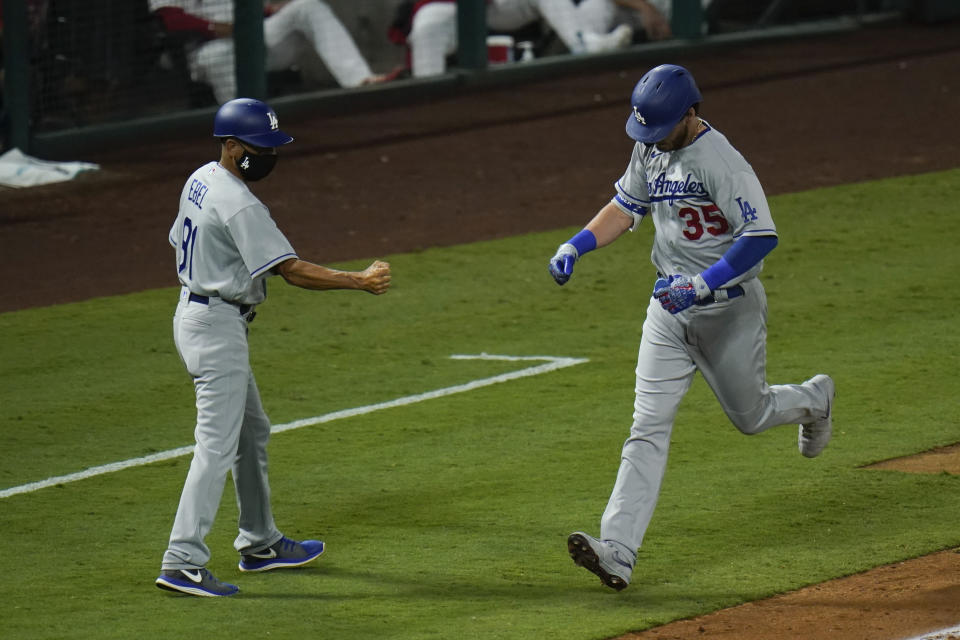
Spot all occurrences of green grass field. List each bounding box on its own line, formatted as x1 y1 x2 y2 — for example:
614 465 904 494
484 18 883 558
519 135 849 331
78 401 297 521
2 169 959 639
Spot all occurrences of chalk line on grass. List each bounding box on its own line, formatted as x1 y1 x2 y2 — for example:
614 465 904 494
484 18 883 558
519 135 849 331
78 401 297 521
1 354 588 499
903 624 960 640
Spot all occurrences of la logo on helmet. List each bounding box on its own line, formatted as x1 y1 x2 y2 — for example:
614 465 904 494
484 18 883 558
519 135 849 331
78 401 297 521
268 112 279 131
633 106 646 125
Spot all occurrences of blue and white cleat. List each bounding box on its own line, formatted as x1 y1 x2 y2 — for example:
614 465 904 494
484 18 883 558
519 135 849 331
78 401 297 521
238 536 325 572
155 568 239 597
567 531 635 591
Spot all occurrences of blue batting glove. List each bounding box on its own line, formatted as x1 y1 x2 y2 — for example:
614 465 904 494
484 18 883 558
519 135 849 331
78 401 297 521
654 274 698 314
548 243 579 286
653 276 670 296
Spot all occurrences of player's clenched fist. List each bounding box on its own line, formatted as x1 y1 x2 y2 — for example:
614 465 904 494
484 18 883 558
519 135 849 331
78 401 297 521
360 260 391 295
548 229 598 286
653 274 697 314
548 244 579 285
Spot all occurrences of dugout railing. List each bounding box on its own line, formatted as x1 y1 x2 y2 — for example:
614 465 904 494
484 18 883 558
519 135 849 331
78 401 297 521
0 0 947 160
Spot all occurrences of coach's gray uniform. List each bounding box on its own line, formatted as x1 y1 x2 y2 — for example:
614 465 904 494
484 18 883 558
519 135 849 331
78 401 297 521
162 161 295 570
600 121 830 553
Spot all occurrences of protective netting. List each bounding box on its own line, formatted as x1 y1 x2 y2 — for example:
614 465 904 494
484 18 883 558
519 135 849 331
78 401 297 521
16 0 404 133
3 0 901 136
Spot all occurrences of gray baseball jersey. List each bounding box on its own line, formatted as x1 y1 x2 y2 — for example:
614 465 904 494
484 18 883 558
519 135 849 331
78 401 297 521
612 120 777 281
169 161 296 305
593 120 831 556
162 161 292 570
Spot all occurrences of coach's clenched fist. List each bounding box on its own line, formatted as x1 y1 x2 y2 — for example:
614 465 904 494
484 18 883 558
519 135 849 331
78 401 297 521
359 260 391 295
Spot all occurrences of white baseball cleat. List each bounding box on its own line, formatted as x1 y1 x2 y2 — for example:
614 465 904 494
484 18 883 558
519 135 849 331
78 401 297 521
798 374 835 458
567 532 635 591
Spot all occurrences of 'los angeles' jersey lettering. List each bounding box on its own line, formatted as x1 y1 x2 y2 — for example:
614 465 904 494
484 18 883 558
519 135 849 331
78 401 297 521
647 172 707 201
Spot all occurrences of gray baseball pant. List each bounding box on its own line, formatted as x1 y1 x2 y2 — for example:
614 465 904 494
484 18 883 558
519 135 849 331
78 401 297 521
162 290 282 570
599 278 830 553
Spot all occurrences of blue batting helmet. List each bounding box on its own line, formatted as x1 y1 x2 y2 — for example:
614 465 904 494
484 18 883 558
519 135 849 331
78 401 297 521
625 64 701 143
213 98 294 147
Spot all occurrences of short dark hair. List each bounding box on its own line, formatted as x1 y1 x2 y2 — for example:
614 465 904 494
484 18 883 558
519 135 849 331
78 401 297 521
218 136 273 154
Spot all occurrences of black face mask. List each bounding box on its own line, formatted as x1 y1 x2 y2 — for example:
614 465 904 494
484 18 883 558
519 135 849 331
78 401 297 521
236 147 278 182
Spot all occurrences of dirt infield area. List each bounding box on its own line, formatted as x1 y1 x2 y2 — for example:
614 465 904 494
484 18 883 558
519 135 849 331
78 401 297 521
2 18 959 640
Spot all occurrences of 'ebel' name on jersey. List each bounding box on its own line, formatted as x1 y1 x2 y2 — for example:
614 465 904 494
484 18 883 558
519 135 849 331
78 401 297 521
188 178 209 210
647 171 706 201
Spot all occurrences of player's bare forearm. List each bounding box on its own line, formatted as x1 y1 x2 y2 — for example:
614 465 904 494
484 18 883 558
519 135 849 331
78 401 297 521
264 1 291 16
210 22 233 38
613 0 650 10
276 258 391 295
585 202 635 247
613 0 672 40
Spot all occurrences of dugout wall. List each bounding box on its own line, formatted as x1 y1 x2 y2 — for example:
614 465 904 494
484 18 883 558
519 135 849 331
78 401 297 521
0 0 923 159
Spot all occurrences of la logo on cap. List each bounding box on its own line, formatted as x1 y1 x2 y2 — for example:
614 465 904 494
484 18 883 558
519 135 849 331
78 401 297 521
268 112 279 130
633 106 646 125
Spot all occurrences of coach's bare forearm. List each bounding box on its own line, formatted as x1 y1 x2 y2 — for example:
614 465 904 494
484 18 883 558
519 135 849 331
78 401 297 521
276 258 391 294
277 259 360 289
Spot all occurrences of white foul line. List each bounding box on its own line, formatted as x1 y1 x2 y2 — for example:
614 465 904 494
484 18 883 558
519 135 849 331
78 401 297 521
0 354 587 500
902 625 960 640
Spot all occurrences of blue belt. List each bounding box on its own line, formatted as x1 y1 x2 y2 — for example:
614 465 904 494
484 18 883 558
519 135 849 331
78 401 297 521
697 284 744 305
188 292 254 317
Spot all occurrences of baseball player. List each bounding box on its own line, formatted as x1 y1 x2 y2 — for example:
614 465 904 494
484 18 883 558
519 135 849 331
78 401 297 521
548 64 834 591
155 97 391 597
406 0 637 78
149 0 386 104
